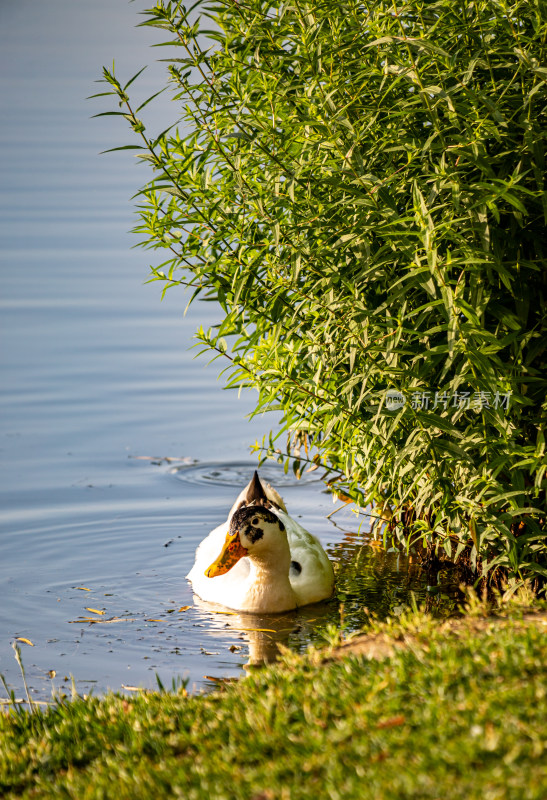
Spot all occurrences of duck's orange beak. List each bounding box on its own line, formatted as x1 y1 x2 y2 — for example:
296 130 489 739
205 530 248 578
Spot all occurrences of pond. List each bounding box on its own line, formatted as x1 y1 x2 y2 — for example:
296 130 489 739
0 0 456 704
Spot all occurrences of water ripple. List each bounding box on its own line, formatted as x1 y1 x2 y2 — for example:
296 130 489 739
170 460 320 488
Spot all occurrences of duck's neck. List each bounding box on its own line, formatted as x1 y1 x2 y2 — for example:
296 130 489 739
245 549 297 612
249 551 291 582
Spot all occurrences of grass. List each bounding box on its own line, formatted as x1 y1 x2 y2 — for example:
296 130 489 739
1 592 546 800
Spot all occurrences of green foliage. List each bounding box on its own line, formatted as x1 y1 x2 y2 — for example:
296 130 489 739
1 604 547 798
94 0 547 581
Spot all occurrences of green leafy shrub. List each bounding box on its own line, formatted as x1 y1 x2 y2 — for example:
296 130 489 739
95 0 547 584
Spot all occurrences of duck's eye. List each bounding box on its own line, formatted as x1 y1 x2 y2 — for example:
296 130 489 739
251 517 259 526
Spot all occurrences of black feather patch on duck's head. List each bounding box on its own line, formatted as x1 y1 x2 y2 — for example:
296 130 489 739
229 505 285 544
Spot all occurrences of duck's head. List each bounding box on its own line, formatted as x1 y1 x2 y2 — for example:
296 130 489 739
205 506 286 578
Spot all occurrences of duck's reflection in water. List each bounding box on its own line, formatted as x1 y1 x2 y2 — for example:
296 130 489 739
193 596 334 668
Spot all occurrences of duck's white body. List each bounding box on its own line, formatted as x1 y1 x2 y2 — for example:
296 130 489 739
186 473 334 613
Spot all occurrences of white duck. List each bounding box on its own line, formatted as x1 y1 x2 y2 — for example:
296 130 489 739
186 471 335 613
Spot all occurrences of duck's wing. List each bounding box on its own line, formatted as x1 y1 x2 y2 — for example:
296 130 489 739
276 510 335 605
186 521 228 582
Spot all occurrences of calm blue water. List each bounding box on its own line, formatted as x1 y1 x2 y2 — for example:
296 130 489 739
0 1 434 704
